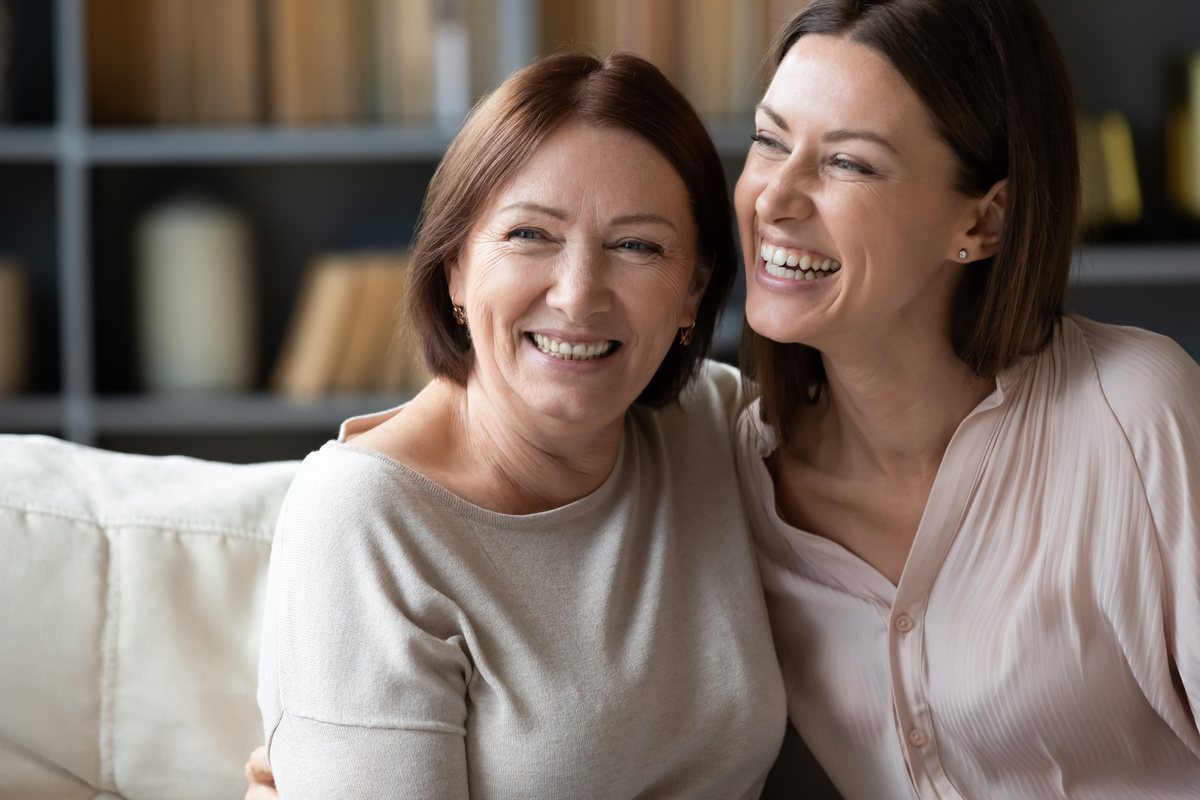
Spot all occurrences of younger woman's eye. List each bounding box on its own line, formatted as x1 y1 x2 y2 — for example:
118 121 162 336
828 155 872 174
751 133 784 151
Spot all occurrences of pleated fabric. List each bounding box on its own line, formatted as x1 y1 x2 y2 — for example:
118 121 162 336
739 316 1200 800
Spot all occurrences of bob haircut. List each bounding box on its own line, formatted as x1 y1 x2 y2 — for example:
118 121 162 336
407 52 737 409
741 0 1080 440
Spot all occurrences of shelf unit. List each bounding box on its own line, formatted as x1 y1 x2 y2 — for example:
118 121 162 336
0 0 1197 463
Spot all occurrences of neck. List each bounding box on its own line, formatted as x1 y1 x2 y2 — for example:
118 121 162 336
791 327 993 481
445 377 626 515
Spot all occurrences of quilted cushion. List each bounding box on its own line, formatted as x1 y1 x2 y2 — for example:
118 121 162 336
0 434 298 800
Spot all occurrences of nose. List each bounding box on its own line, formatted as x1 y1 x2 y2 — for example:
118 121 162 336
545 243 612 322
755 156 815 226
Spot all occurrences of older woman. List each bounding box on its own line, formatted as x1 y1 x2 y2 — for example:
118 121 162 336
738 0 1200 798
255 52 786 799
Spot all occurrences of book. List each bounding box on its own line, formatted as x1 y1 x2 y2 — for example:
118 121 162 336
272 255 368 397
88 0 154 124
193 0 262 125
268 0 365 125
433 0 471 131
331 254 409 393
147 0 194 125
616 0 679 84
730 0 769 115
0 257 29 395
375 0 436 124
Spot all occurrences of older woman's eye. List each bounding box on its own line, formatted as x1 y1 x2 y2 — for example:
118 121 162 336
510 228 543 240
618 240 662 254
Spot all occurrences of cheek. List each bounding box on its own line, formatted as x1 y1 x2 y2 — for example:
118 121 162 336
619 266 695 335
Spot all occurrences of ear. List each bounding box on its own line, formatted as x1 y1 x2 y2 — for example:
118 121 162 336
958 178 1007 262
680 256 714 326
445 255 463 306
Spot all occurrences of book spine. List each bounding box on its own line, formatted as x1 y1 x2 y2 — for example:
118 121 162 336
0 258 29 395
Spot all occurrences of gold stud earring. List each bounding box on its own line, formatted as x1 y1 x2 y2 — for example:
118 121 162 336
451 304 467 325
679 323 695 346
958 249 968 260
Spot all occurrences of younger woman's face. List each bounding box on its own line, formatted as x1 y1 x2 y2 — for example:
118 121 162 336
736 33 985 356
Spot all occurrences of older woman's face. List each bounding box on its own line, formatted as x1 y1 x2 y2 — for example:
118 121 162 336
737 34 984 355
448 120 705 430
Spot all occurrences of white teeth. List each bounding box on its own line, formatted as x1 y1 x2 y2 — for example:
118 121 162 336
761 242 842 281
531 333 614 361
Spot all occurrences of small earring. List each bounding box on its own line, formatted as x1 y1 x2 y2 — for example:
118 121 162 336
958 249 968 260
451 304 467 325
679 323 695 346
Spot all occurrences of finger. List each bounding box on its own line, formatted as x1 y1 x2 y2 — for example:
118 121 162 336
247 746 276 786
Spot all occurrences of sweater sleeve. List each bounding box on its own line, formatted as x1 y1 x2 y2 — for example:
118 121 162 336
261 448 474 799
1080 318 1200 737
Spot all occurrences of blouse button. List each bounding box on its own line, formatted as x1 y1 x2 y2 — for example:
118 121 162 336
908 728 928 748
894 613 915 633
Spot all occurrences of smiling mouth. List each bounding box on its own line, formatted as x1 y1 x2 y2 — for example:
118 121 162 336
760 242 842 281
529 333 619 362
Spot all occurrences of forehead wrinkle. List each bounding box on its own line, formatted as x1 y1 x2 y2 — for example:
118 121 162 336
496 201 568 220
610 213 677 230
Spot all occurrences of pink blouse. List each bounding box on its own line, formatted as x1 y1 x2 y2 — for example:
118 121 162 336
739 316 1200 799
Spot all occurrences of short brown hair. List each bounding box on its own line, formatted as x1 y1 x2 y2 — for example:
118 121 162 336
407 52 737 408
742 0 1080 440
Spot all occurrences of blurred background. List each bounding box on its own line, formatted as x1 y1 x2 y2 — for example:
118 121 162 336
0 0 1196 463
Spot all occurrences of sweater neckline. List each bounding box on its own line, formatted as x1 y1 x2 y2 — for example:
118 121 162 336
329 404 632 531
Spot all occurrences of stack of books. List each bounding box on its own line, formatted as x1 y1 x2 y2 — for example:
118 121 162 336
87 0 494 127
271 251 426 398
541 0 813 119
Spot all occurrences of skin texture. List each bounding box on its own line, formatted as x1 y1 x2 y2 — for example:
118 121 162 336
736 34 1007 584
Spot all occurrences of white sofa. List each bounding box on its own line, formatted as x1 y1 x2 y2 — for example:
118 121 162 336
0 434 299 800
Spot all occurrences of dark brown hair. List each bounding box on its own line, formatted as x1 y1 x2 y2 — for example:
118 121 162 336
741 0 1080 439
407 52 737 408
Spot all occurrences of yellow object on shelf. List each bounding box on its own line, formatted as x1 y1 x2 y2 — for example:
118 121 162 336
1080 109 1142 226
1167 52 1200 218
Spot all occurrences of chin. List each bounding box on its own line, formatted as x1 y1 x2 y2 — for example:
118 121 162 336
745 305 807 347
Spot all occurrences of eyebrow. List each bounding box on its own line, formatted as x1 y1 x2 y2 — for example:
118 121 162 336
498 204 677 231
755 103 899 154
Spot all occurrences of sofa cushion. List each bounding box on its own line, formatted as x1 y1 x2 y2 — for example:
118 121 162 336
0 434 298 800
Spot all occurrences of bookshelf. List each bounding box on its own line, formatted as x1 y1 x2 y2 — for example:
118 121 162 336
0 0 1196 463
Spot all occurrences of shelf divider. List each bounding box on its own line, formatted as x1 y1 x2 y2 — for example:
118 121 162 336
56 0 95 444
